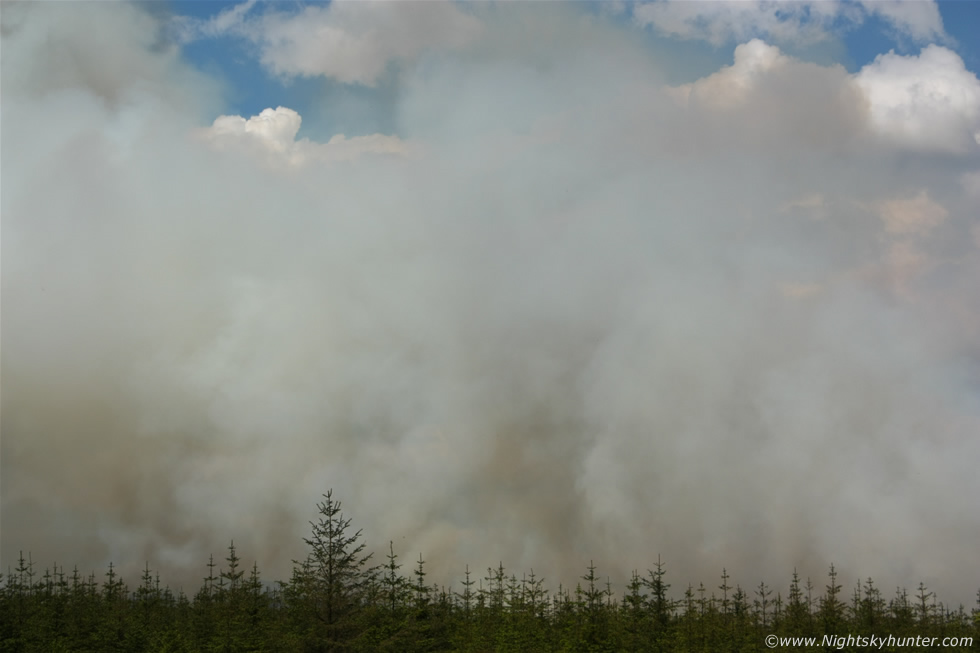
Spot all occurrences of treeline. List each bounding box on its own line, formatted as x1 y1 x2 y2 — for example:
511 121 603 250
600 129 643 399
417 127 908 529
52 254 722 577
2 491 978 652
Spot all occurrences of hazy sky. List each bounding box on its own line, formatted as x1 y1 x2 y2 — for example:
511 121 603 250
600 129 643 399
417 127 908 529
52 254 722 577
3 0 980 603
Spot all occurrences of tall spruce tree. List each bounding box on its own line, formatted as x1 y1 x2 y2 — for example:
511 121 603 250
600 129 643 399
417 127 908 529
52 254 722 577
382 541 408 617
784 569 811 636
302 489 376 647
818 564 845 639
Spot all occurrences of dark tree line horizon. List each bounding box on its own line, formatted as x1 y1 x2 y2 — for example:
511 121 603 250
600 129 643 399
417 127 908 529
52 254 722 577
2 489 978 652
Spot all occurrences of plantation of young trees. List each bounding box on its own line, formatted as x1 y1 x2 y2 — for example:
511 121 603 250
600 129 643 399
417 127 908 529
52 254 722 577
2 490 978 652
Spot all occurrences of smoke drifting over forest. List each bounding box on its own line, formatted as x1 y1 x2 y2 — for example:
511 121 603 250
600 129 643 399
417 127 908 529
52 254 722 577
3 2 980 602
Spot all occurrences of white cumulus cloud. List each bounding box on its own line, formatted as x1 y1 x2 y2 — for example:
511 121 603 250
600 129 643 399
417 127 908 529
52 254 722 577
201 106 409 166
209 106 302 151
668 39 790 108
672 39 980 155
859 0 946 44
855 45 980 153
181 0 483 86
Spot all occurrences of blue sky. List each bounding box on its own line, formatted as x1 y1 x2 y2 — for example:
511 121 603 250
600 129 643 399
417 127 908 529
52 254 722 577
170 0 405 139
841 0 980 69
165 0 980 141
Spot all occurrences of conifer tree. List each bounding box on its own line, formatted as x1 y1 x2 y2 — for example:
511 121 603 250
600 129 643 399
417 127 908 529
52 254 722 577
191 554 219 650
805 576 815 618
755 580 772 629
453 565 477 651
487 562 506 617
581 561 604 617
522 569 549 651
202 554 218 601
714 568 733 652
696 582 710 651
245 561 266 625
221 540 244 592
97 562 129 652
718 568 731 619
646 556 673 644
578 561 610 648
622 570 647 650
457 564 474 618
818 564 844 639
890 586 915 635
216 541 247 652
730 584 753 653
784 569 811 636
675 583 699 653
916 582 935 628
407 553 435 651
381 541 408 618
413 553 430 616
973 589 980 631
6 552 35 645
282 556 318 648
304 489 375 631
64 564 95 646
856 577 885 634
132 561 163 648
771 591 784 632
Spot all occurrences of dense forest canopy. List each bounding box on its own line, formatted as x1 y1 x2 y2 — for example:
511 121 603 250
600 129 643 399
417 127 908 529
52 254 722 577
3 490 978 652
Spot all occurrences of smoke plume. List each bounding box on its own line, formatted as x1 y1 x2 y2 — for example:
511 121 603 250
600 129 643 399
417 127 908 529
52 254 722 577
3 1 979 602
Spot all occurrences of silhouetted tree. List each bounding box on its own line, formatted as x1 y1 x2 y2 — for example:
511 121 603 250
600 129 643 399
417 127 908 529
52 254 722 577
301 489 376 649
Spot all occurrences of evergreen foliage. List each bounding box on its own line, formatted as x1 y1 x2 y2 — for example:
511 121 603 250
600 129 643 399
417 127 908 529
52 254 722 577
2 489 978 652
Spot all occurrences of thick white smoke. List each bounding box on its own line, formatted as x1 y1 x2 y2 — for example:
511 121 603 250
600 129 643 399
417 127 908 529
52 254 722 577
3 2 979 603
